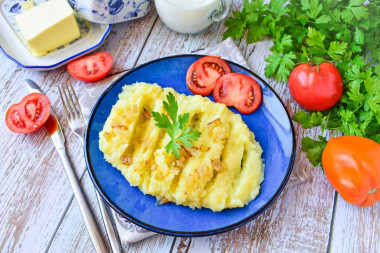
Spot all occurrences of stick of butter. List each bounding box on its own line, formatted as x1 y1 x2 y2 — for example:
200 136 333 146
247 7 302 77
15 0 80 57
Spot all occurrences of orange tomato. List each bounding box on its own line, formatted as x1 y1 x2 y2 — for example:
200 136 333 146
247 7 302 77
322 136 380 207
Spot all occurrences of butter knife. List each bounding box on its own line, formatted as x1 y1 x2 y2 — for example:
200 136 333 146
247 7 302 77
25 79 108 253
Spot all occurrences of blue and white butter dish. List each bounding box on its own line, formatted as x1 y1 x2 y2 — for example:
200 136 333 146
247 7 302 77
68 0 152 24
0 0 111 70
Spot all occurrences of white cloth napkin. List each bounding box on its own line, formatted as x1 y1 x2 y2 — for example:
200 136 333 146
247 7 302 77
77 38 311 246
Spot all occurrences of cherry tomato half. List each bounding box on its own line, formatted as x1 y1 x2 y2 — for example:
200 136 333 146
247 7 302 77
186 56 232 96
67 52 113 82
6 93 51 134
288 62 343 111
213 73 262 114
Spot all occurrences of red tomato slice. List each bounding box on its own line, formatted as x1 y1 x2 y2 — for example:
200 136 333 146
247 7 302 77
186 56 232 96
213 73 262 114
67 52 113 82
6 93 51 134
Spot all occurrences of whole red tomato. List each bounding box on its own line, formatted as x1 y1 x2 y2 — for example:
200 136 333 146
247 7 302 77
322 136 380 207
289 62 343 111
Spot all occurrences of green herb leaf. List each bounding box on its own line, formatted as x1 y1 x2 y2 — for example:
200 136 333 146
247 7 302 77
265 51 296 82
293 110 325 129
339 109 363 136
327 41 347 61
268 0 289 17
354 27 364 44
306 0 323 20
301 136 328 167
163 92 178 123
272 34 293 53
223 11 247 40
244 0 268 14
247 22 268 43
293 110 313 128
152 92 201 158
151 111 171 129
177 127 202 147
316 14 331 24
306 27 326 55
165 140 181 159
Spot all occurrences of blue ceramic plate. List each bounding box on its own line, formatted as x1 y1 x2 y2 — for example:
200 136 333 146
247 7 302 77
85 55 295 237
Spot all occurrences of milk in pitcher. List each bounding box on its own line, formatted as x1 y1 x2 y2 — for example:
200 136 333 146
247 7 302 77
155 0 229 34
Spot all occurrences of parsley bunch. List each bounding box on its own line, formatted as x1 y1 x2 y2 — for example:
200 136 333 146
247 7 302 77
223 0 380 166
152 92 201 158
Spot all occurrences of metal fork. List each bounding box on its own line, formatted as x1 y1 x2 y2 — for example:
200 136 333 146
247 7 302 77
59 83 122 253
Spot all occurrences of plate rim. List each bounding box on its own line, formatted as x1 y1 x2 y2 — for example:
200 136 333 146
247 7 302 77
85 54 296 237
0 23 111 70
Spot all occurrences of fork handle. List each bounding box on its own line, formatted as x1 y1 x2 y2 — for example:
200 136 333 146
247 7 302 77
77 137 122 253
57 148 108 253
96 191 123 253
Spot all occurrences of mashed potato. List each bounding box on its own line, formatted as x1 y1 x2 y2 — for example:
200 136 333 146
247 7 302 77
99 82 264 212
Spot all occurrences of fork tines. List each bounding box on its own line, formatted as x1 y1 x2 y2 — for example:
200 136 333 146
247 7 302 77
58 83 83 120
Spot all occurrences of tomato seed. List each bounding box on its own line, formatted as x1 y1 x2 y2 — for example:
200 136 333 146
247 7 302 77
12 111 25 128
203 62 225 75
246 89 255 106
219 86 225 97
86 60 98 74
192 70 205 87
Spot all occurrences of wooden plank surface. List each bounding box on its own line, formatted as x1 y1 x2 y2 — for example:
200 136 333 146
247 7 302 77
47 172 107 253
329 196 380 253
98 10 158 75
0 0 379 252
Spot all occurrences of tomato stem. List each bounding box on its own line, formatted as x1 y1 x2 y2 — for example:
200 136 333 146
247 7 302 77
308 59 319 74
308 58 316 67
368 189 378 194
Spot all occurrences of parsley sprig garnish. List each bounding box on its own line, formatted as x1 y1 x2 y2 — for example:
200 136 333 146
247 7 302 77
152 92 201 158
223 0 380 166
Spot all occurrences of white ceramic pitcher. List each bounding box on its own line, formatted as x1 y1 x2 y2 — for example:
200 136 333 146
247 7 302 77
155 0 230 34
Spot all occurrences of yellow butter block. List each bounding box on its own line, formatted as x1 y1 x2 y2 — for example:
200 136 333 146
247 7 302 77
15 0 80 57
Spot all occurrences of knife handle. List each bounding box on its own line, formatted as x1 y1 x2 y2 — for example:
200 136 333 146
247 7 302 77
57 148 108 253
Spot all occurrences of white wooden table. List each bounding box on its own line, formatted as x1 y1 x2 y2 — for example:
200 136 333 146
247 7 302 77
0 1 379 252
